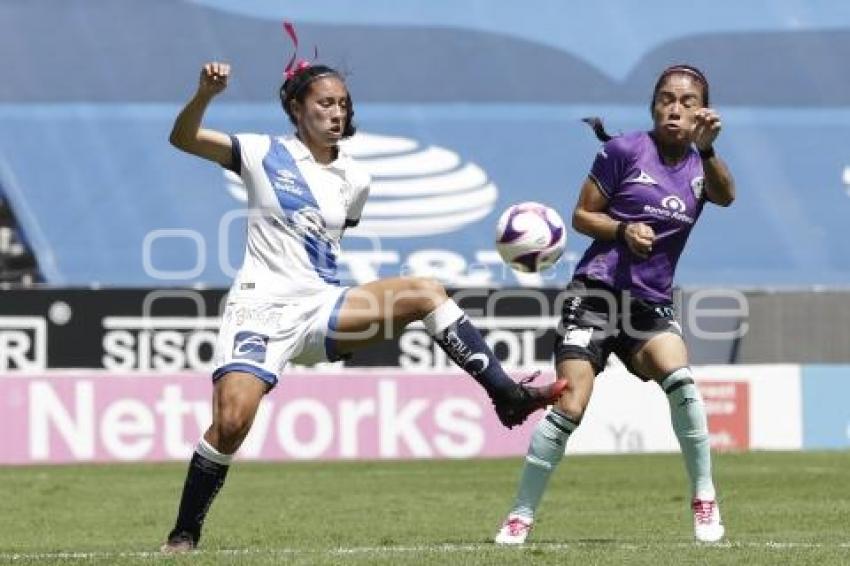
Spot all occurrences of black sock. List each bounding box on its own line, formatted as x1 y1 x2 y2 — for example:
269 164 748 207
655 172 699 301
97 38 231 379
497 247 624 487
434 315 517 400
168 450 230 544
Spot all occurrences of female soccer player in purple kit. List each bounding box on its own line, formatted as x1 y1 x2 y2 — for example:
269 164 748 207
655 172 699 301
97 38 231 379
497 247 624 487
495 65 735 544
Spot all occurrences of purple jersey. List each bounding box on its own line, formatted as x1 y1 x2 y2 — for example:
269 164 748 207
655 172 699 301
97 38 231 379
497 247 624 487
574 131 707 302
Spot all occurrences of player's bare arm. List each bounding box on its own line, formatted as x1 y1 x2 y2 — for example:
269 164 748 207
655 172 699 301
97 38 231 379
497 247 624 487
169 62 234 168
572 177 655 258
693 108 735 206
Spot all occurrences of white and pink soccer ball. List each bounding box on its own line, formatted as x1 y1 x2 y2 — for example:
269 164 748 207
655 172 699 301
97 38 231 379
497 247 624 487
495 202 566 272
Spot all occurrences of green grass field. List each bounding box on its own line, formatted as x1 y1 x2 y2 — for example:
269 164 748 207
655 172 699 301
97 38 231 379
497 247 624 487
1 451 849 565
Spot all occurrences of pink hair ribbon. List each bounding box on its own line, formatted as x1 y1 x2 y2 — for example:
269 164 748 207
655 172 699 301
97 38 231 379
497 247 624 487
282 21 319 80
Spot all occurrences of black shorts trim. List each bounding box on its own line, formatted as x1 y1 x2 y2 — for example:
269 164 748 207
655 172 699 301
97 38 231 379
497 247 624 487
554 347 605 375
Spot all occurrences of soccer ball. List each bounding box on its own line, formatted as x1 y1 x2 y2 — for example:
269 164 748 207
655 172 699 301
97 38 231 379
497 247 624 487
495 202 566 272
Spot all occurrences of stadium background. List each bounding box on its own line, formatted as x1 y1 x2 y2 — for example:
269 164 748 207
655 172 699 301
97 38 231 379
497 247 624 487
0 0 850 565
0 3 849 560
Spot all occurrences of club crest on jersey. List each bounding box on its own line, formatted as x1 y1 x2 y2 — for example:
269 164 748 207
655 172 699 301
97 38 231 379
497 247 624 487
273 169 304 196
630 169 658 185
691 176 705 199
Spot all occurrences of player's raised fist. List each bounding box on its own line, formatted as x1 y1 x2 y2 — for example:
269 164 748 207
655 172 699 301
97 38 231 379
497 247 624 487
692 108 722 150
625 222 656 258
198 62 230 97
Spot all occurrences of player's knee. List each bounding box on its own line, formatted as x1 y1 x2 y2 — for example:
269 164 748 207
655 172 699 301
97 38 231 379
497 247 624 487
213 407 253 451
409 276 447 298
405 277 448 316
555 394 587 422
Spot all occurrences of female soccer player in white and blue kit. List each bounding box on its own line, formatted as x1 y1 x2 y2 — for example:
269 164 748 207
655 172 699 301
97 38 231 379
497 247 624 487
161 61 568 552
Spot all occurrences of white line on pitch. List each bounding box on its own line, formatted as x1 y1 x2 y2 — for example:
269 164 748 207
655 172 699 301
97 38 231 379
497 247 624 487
2 541 850 561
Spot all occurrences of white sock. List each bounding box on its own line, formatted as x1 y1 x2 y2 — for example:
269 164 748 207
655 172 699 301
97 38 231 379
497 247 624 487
197 437 234 465
510 409 579 519
661 367 716 500
421 299 464 336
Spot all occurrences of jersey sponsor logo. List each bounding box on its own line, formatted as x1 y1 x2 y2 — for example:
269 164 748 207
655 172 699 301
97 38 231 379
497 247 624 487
273 170 303 196
661 195 687 213
261 139 321 214
643 195 694 224
630 169 658 185
232 331 269 363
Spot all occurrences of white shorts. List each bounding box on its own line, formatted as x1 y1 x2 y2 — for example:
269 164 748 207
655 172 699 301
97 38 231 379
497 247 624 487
211 286 349 387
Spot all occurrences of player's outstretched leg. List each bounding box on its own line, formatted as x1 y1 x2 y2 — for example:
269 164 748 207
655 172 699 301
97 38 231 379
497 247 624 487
495 408 579 543
421 298 568 428
335 277 568 429
661 367 724 542
161 372 266 553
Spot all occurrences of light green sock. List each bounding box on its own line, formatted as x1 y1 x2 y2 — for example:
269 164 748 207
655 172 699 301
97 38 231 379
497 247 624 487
661 367 716 500
511 409 579 519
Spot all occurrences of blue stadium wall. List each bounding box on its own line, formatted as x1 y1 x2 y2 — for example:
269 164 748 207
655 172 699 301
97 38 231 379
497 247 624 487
1 0 849 288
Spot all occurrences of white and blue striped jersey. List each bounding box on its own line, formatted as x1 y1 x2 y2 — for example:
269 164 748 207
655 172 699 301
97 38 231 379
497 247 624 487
226 134 370 299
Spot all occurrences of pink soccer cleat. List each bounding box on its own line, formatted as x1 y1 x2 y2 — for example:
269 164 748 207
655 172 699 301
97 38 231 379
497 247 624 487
494 514 534 545
494 373 570 428
692 498 725 543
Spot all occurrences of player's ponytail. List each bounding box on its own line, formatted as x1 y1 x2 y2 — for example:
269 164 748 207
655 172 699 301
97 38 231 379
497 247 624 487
582 117 614 142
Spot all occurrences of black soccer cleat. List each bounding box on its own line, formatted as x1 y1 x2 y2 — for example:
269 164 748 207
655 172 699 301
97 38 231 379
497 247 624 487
494 371 570 428
160 530 196 554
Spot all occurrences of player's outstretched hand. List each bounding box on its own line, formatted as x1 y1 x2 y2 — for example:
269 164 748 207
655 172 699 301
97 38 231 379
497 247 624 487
198 62 230 97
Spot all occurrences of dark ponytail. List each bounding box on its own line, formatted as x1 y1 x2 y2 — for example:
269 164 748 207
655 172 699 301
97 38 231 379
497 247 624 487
582 116 614 142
